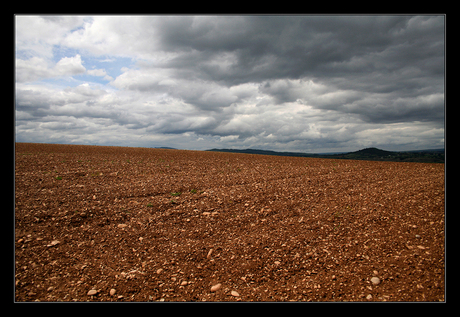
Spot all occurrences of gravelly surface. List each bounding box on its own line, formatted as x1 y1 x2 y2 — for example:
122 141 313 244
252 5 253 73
15 143 445 302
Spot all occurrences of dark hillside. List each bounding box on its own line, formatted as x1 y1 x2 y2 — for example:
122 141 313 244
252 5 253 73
353 147 395 157
207 147 444 163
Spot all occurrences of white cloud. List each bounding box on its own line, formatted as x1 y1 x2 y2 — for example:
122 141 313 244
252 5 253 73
16 57 53 82
61 16 160 59
111 68 168 91
16 54 86 83
54 54 86 76
87 69 106 76
87 68 114 81
15 16 86 59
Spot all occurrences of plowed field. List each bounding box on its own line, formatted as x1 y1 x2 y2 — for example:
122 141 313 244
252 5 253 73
15 143 445 302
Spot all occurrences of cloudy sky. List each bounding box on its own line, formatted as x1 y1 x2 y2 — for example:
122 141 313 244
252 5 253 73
15 15 445 153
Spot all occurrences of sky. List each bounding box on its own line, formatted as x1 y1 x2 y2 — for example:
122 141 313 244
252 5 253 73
15 15 445 153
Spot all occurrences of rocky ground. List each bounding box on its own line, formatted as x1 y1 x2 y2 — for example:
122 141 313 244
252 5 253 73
14 143 445 302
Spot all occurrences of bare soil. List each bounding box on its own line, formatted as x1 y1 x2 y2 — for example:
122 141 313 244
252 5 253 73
14 143 445 302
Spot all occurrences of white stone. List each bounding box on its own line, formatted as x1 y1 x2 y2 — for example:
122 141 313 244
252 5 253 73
231 290 240 297
370 277 380 285
211 283 222 292
87 289 98 296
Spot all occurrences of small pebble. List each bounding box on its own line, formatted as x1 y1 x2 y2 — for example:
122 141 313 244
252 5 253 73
47 240 60 247
110 288 116 296
366 294 373 300
118 224 127 228
181 281 188 286
156 268 163 274
231 290 240 297
370 277 380 285
87 289 98 296
211 283 222 292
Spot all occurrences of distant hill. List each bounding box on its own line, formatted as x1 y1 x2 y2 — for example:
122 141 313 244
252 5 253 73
206 147 444 163
352 147 395 157
155 147 177 150
331 147 444 163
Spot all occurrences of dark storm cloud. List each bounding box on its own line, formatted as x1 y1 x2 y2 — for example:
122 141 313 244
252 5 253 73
137 15 444 126
155 16 442 82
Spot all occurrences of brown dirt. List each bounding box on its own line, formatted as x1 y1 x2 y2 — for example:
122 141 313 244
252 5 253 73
14 143 445 302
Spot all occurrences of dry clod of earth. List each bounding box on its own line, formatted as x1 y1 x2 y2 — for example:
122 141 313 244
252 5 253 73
15 143 445 302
